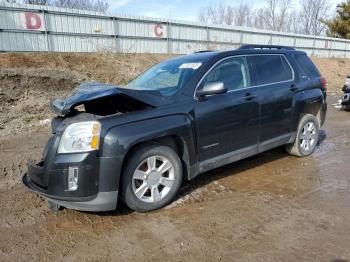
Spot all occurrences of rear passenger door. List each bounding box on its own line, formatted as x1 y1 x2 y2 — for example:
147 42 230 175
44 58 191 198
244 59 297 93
248 54 295 152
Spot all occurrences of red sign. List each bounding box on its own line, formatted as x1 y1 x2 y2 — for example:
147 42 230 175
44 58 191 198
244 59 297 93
154 24 164 38
23 12 43 30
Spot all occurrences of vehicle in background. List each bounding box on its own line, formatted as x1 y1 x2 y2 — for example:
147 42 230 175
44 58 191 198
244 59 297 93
23 45 327 213
342 76 350 111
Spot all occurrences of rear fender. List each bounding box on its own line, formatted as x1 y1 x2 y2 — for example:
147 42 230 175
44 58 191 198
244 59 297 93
292 88 325 130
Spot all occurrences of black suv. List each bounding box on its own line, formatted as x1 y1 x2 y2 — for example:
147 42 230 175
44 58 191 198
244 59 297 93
23 45 327 212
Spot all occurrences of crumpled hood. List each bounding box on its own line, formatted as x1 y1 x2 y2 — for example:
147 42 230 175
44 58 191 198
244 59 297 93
51 82 156 116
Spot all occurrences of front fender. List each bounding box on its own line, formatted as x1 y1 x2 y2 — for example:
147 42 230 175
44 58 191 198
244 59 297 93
98 114 196 192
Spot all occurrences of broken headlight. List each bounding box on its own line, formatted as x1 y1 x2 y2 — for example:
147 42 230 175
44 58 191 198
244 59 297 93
58 121 101 153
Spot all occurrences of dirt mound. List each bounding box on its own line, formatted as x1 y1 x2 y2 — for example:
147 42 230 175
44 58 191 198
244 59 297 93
311 57 349 91
0 68 85 104
0 52 170 85
0 53 170 138
0 68 86 136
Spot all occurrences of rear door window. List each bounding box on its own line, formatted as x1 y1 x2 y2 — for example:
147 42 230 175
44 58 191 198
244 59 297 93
249 55 293 85
293 54 320 78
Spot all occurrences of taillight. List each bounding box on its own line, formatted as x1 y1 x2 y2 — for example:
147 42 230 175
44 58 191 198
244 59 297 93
321 77 327 92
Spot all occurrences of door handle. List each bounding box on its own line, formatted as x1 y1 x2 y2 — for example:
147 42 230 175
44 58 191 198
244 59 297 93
289 85 298 92
244 93 257 101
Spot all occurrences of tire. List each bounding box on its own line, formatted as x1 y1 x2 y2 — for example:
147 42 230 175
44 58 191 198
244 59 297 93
120 144 183 212
286 114 320 157
48 201 62 212
343 106 350 112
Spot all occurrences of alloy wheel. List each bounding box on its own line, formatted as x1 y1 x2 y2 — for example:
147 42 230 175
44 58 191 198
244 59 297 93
132 155 175 203
299 121 317 153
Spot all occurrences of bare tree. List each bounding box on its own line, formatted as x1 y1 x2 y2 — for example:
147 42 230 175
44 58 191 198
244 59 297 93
199 3 226 24
198 6 210 24
252 8 269 30
22 0 109 12
233 4 252 27
53 0 109 12
299 0 330 35
23 0 49 5
261 0 292 31
284 8 301 33
224 5 235 25
198 3 253 27
198 0 329 36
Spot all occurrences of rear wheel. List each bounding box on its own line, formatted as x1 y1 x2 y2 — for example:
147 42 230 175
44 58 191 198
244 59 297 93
120 145 183 212
286 114 320 157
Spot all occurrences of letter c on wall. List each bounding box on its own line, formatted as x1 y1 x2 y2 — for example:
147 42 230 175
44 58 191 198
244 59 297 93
24 12 42 30
154 24 164 37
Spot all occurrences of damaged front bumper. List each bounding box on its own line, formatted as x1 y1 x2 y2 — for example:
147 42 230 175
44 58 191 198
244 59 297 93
22 140 118 212
23 173 117 212
22 82 147 212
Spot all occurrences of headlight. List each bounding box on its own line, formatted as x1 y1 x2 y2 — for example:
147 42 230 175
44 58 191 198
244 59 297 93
58 121 101 154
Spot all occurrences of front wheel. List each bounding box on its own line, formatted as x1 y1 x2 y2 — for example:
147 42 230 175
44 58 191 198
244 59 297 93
48 201 62 212
286 114 320 157
120 145 183 212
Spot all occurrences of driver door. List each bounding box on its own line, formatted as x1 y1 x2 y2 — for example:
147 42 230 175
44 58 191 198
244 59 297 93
194 56 259 171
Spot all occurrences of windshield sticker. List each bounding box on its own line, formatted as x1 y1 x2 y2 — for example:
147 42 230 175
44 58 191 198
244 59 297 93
179 63 202 70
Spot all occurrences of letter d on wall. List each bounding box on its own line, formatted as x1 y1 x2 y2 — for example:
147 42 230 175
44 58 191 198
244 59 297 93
22 12 43 30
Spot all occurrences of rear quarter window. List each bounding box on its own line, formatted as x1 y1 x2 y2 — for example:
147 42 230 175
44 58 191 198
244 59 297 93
293 54 320 78
249 55 293 85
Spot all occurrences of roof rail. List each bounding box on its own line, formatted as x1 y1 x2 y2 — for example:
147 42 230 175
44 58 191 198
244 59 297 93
238 44 295 51
194 50 215 54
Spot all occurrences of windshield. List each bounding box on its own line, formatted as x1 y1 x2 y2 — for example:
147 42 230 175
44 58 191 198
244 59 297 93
127 58 204 96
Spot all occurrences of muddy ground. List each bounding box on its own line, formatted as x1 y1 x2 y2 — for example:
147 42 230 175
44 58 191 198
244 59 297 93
0 53 350 262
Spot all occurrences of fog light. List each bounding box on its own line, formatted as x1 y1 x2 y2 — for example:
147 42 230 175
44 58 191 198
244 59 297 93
68 167 78 191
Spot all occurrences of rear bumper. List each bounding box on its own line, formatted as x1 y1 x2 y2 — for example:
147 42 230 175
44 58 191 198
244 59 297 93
23 173 117 212
321 100 327 126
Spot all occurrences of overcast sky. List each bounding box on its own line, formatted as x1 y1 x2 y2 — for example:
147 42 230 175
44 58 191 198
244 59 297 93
107 0 344 21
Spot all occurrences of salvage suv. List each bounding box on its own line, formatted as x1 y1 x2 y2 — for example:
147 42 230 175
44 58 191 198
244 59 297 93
23 45 327 212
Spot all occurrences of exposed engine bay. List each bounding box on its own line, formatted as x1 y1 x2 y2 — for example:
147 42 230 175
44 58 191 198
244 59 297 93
51 82 153 117
50 82 154 134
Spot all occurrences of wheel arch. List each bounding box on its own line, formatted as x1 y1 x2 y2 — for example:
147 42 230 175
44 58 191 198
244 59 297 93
292 89 325 129
121 134 192 182
299 102 322 125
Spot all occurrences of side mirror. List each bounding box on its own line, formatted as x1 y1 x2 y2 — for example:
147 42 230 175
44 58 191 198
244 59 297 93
196 81 227 98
